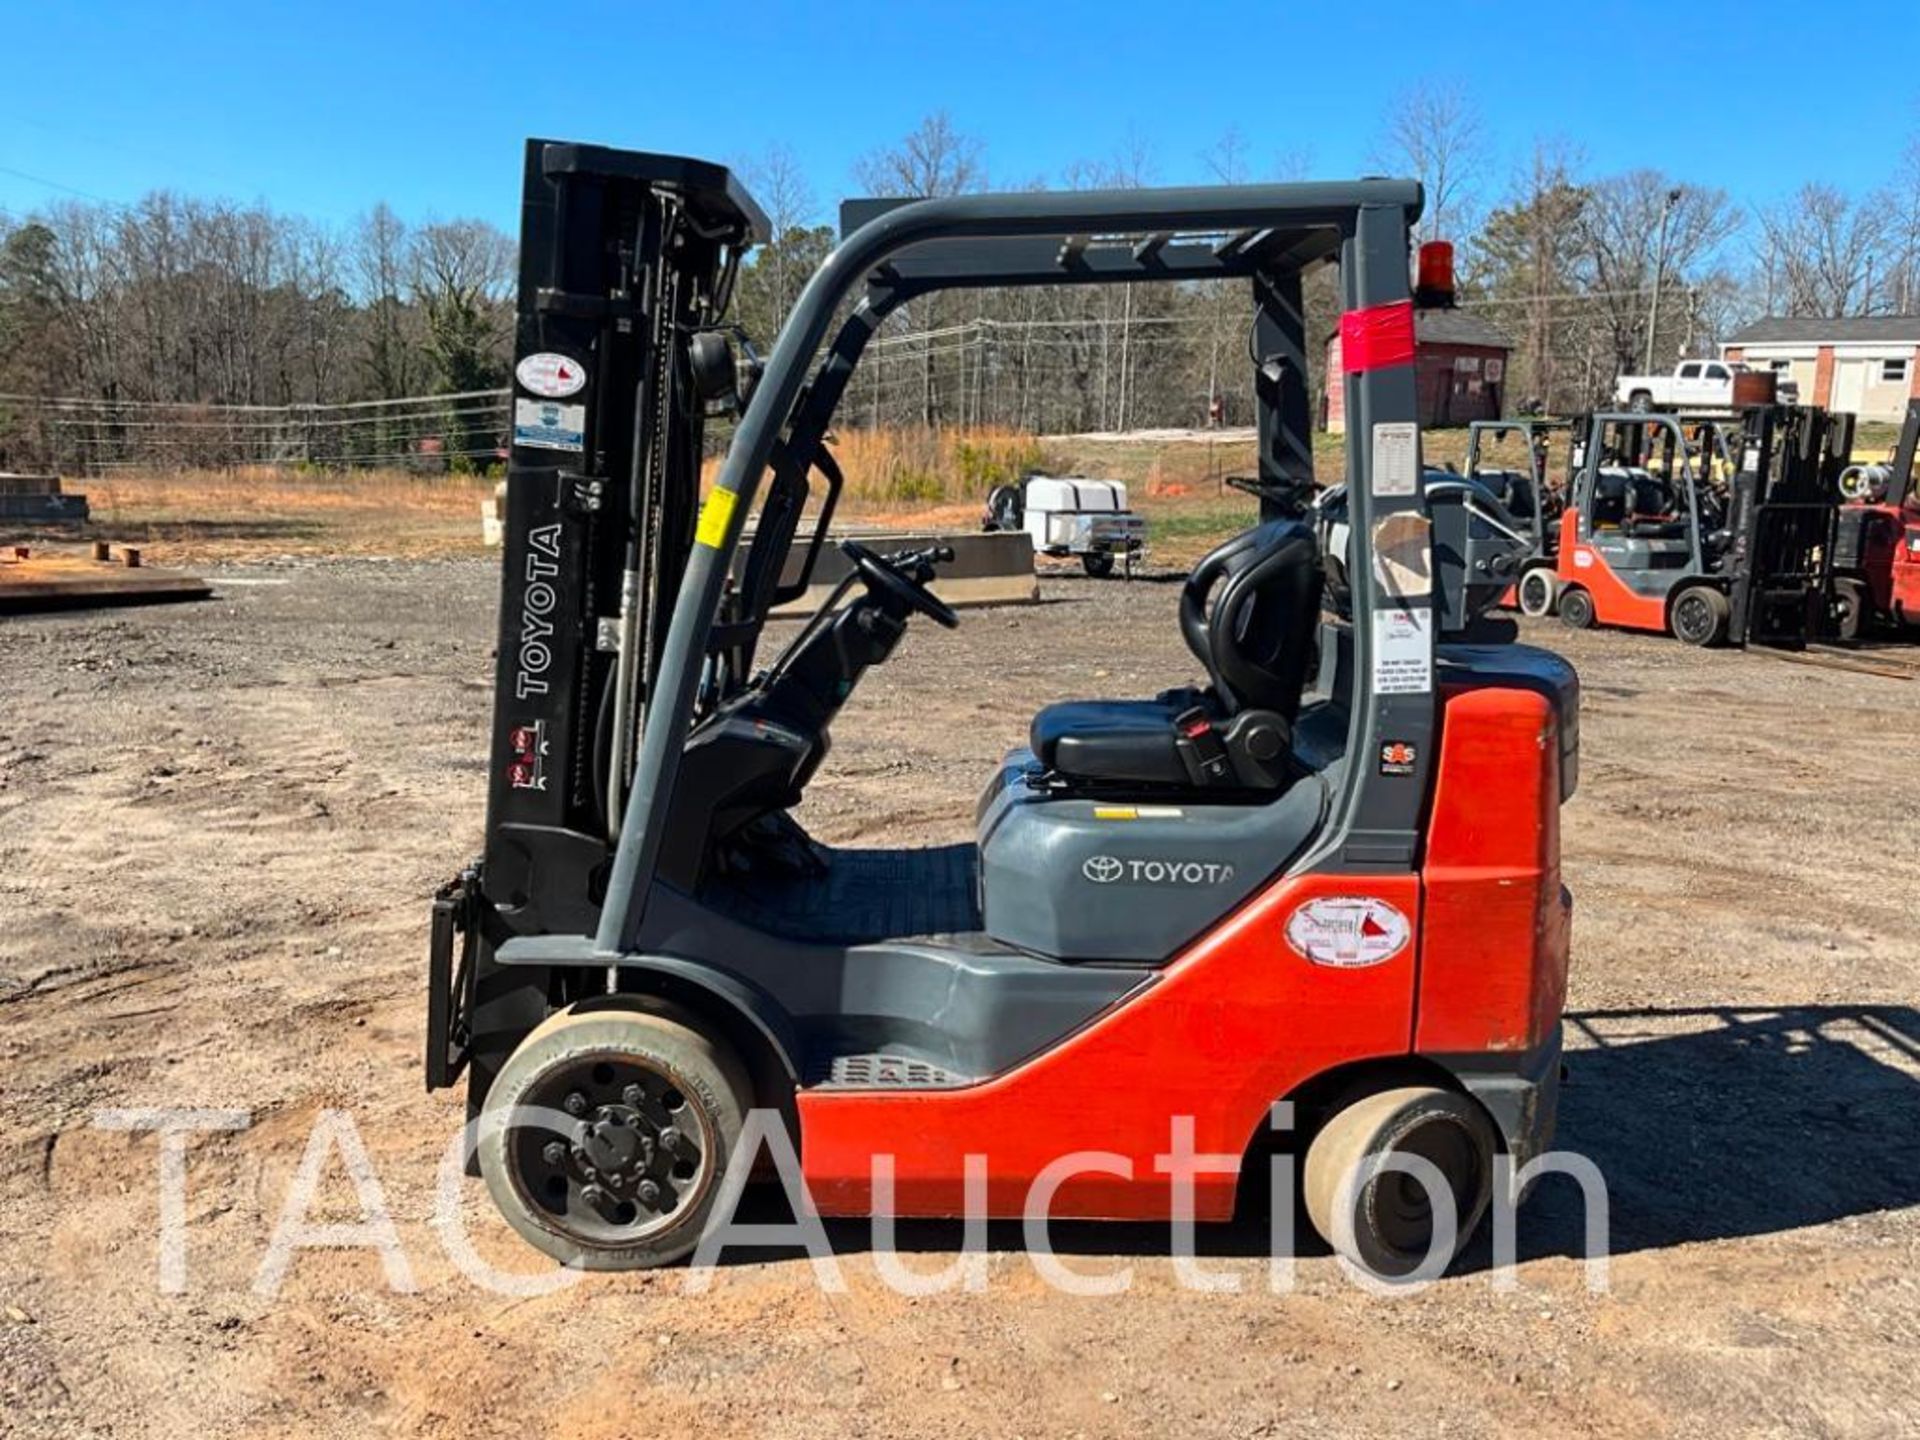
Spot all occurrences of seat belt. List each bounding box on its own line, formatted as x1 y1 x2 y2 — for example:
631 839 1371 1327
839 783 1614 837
1172 706 1233 787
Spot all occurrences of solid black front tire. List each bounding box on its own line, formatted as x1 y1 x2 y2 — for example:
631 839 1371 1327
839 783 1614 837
1670 586 1730 647
1833 578 1868 641
1557 587 1595 630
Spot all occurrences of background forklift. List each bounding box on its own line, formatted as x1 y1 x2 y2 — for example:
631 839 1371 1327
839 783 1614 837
1549 406 1850 647
428 140 1579 1278
1832 398 1920 637
1457 417 1576 616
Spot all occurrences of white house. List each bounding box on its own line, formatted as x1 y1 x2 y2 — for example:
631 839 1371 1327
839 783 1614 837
1722 316 1920 424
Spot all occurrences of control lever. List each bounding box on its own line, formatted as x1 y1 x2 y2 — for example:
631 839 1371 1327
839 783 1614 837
883 543 956 582
1226 474 1316 518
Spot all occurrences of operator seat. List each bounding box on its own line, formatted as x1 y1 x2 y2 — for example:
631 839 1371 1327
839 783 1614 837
1029 520 1322 793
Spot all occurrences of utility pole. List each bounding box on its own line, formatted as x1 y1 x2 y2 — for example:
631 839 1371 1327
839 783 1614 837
1863 253 1875 315
1645 187 1683 371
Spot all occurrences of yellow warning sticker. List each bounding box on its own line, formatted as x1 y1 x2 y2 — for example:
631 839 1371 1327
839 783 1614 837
1094 806 1139 821
695 488 738 549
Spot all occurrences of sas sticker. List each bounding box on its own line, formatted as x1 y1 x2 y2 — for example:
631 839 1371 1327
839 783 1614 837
1284 897 1411 969
1379 740 1417 776
516 351 588 398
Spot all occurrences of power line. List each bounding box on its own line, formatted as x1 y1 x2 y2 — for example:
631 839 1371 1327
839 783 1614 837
0 164 128 208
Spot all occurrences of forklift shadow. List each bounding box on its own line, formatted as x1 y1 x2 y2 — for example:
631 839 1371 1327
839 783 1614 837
1501 1003 1920 1264
720 1006 1920 1270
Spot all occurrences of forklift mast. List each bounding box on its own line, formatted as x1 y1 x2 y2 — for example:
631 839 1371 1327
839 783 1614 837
1724 405 1850 647
1892 398 1920 511
482 143 766 932
430 146 767 1094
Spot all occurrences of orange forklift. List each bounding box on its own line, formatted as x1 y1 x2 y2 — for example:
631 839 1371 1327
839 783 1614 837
428 140 1579 1278
1549 407 1850 647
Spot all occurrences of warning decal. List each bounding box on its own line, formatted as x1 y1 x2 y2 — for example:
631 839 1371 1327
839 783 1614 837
1284 896 1411 968
1370 606 1432 694
514 399 586 453
1371 421 1419 497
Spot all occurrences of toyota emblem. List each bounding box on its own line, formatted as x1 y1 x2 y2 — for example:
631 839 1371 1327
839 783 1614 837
1082 854 1124 884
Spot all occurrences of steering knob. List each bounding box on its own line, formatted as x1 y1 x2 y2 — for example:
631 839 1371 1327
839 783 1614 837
932 545 956 564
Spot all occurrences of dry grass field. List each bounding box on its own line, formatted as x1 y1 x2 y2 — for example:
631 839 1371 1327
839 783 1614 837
68 466 502 566
46 418 1908 574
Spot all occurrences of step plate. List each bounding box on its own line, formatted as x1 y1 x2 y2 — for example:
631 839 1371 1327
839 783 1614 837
807 1054 969 1090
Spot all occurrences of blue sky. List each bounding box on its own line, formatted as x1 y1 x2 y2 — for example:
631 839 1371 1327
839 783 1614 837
3 0 1916 231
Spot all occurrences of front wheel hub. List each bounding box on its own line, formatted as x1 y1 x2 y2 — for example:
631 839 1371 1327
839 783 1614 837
580 1106 657 1178
511 1053 712 1246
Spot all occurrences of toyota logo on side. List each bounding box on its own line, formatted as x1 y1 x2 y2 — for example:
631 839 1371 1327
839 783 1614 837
1082 855 1125 884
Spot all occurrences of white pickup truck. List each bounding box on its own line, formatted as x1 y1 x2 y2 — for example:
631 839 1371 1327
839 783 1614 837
1614 359 1797 411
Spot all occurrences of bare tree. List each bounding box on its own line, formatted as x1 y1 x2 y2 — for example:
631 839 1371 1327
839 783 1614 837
410 218 515 463
740 142 821 335
1474 142 1589 410
1201 126 1251 188
1571 171 1740 374
853 110 984 199
353 203 417 399
1759 183 1890 316
853 112 986 425
1375 79 1486 241
279 218 352 405
1889 136 1920 313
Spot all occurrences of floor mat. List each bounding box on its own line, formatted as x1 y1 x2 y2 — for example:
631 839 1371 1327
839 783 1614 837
704 842 982 944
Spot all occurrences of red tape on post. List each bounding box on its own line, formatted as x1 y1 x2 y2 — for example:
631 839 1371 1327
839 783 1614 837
1340 300 1417 374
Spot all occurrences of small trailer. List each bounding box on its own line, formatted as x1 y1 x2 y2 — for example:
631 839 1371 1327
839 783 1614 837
983 474 1145 577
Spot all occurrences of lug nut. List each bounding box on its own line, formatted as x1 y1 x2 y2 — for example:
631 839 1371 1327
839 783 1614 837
622 1084 645 1106
637 1180 661 1206
581 1184 606 1207
658 1126 682 1152
564 1092 588 1116
542 1142 567 1167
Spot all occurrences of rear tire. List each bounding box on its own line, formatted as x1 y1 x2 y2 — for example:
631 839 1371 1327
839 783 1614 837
1303 1086 1497 1280
1517 567 1558 617
1628 390 1653 413
1557 586 1595 630
477 1001 753 1270
1833 578 1868 641
1080 550 1116 579
1669 585 1731 647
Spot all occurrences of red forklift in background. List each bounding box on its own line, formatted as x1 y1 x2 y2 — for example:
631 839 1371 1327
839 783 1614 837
1551 406 1849 648
1832 398 1920 637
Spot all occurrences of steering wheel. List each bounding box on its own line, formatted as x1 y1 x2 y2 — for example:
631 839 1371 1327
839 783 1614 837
840 540 960 629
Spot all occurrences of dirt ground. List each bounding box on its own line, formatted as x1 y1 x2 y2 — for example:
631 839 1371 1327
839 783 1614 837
3 559 1918 1440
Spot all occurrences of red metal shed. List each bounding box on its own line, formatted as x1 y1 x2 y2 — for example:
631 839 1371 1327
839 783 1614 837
1323 310 1512 432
